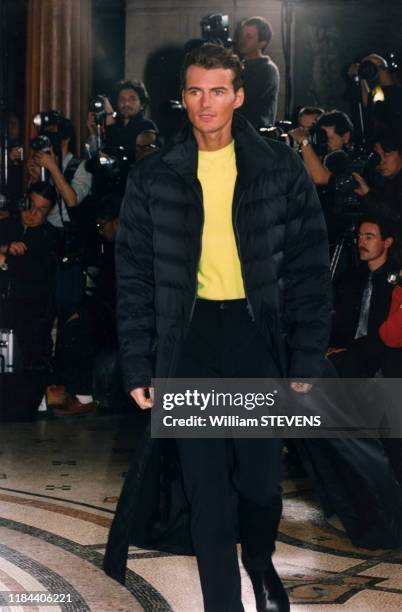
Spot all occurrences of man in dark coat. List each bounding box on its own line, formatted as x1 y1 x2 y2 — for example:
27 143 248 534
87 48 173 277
328 215 401 377
105 44 331 612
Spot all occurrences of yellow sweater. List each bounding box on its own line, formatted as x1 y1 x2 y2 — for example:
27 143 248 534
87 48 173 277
197 141 245 300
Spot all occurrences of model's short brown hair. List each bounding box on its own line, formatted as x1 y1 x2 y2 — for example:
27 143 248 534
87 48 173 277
181 43 243 91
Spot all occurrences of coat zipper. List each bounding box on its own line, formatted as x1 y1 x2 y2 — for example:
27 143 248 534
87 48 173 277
233 187 255 322
189 179 204 323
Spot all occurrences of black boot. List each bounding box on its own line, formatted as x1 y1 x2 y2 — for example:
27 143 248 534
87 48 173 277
246 560 289 612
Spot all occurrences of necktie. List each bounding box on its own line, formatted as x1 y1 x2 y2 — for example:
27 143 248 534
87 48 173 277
355 272 373 339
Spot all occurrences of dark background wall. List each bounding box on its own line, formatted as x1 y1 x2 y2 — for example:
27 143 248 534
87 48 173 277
292 0 402 112
91 0 126 100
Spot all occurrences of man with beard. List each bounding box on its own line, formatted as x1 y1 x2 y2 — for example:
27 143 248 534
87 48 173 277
87 80 158 164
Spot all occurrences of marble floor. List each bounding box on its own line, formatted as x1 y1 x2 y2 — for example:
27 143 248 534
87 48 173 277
1 412 402 611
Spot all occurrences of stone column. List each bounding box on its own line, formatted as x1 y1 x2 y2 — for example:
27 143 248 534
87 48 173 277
25 0 92 155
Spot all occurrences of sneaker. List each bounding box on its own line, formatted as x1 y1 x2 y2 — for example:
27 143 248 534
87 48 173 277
53 397 97 418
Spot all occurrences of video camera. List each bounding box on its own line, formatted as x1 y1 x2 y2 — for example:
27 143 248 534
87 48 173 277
326 148 380 219
200 14 232 47
357 52 399 81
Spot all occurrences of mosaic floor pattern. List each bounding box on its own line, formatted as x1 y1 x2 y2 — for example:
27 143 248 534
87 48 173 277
0 414 401 611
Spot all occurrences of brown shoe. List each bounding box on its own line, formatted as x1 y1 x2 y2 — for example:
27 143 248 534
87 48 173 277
47 385 67 406
53 397 97 418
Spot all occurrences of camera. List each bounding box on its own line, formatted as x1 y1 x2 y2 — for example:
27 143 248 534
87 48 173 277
259 121 329 156
201 14 231 47
357 59 379 82
30 134 51 152
330 150 380 196
85 145 130 186
89 95 108 124
33 110 60 132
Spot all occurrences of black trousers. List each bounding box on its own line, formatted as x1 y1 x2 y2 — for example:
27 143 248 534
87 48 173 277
175 299 283 612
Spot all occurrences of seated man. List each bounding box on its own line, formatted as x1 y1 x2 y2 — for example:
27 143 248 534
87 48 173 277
328 214 400 377
0 181 59 369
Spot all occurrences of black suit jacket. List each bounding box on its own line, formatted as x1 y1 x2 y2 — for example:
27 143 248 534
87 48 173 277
331 260 396 349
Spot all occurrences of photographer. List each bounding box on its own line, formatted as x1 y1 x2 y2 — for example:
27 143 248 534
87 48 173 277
235 16 279 128
27 115 92 228
87 80 157 163
353 128 402 222
0 182 59 372
348 53 402 132
289 110 354 186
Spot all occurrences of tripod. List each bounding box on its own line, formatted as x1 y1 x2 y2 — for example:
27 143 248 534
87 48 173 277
330 222 360 280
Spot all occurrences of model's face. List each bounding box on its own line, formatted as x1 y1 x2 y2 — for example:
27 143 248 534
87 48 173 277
21 193 51 228
374 143 402 178
237 25 263 57
117 88 143 119
182 66 244 137
358 222 391 263
321 125 349 152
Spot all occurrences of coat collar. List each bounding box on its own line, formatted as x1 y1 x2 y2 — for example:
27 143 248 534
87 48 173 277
161 113 278 188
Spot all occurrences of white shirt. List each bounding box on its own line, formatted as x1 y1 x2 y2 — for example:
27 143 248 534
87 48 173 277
47 153 92 228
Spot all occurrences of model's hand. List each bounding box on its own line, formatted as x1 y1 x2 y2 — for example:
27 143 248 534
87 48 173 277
290 382 312 394
130 387 154 410
8 241 27 256
352 173 370 197
33 148 58 173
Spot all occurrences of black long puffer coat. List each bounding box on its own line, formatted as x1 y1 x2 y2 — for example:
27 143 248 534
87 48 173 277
116 114 331 392
104 115 332 584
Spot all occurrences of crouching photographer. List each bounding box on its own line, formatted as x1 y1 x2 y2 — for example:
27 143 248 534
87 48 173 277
352 127 402 223
0 183 59 417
